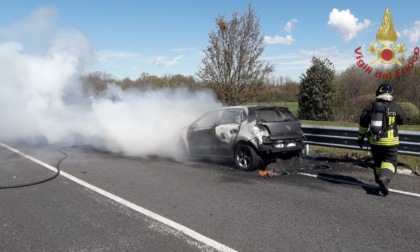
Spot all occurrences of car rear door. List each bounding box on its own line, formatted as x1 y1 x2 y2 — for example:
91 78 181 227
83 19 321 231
187 110 220 156
214 109 243 156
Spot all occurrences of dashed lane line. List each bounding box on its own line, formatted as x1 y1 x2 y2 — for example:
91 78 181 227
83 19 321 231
0 143 237 252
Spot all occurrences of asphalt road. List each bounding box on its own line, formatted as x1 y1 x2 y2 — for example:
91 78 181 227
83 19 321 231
1 142 420 252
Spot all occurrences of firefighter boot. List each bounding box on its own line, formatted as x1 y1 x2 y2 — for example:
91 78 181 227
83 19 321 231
377 162 396 196
377 176 389 196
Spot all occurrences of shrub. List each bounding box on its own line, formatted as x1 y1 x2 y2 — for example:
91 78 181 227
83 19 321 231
399 102 419 125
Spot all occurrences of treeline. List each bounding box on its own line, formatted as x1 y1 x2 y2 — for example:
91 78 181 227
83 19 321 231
80 71 299 101
80 62 420 125
81 72 201 95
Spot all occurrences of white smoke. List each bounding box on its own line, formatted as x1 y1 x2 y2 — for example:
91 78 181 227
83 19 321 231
91 85 221 157
0 6 222 159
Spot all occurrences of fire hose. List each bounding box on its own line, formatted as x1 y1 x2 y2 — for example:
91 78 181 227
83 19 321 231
0 146 67 189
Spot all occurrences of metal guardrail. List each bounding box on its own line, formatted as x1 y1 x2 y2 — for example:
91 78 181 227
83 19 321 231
302 125 420 156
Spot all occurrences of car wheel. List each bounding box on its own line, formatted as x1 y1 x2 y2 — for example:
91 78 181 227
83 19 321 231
234 144 260 171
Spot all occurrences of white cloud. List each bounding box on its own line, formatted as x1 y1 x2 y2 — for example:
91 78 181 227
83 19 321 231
264 47 356 81
97 50 139 62
284 19 298 33
402 21 420 44
327 8 370 42
263 54 302 61
299 46 355 73
155 55 184 67
264 35 294 45
300 46 341 57
263 19 297 46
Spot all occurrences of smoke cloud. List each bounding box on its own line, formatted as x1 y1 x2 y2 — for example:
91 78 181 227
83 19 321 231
0 7 221 159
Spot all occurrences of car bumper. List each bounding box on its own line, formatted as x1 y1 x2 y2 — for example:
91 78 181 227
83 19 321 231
252 138 304 154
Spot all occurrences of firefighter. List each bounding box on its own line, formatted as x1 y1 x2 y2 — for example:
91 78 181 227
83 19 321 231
357 83 407 196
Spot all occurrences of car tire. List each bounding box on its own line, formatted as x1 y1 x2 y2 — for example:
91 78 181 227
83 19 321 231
234 144 260 171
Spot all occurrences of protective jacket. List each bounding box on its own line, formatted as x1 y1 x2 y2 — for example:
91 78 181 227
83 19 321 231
358 100 406 146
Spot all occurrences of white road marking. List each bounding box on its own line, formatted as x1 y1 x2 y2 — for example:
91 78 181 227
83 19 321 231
298 172 420 198
0 143 237 252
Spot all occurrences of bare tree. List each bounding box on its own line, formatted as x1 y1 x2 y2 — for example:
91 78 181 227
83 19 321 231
196 4 274 105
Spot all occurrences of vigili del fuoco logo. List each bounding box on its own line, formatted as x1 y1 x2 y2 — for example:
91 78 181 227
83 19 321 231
354 7 419 79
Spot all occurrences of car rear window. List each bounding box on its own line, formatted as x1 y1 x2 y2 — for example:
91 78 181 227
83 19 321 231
256 109 297 122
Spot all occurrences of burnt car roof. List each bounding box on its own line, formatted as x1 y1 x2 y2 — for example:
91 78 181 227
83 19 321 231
215 105 291 111
208 106 294 122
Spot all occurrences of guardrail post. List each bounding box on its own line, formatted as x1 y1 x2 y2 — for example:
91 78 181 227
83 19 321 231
304 144 310 155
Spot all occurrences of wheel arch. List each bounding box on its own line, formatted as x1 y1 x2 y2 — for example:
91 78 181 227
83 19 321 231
233 139 258 153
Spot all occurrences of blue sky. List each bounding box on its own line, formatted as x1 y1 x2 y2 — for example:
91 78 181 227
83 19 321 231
1 0 420 82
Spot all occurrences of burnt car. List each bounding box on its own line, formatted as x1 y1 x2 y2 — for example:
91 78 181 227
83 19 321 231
179 105 305 171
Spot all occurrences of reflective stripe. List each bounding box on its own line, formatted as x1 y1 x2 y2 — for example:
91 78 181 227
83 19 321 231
358 126 368 135
390 116 395 125
368 135 399 146
381 161 395 173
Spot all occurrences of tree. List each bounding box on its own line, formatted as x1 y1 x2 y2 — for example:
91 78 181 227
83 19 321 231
81 71 115 96
298 57 336 121
196 4 274 105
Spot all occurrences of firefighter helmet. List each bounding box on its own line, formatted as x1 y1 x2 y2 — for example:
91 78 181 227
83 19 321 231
376 83 393 96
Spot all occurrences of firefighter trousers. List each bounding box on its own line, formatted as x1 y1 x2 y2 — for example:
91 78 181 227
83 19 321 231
370 145 398 183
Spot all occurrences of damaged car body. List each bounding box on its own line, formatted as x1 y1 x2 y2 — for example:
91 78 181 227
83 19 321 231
180 105 305 171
